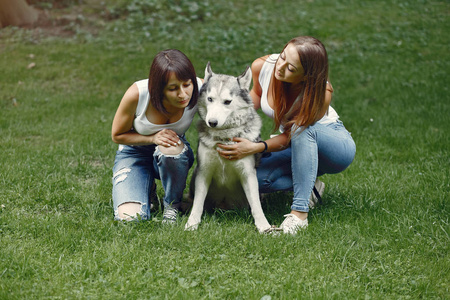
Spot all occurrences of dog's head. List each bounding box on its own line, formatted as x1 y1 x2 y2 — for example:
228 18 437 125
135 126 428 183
198 62 253 128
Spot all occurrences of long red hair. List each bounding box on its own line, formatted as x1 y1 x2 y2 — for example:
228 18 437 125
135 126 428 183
271 36 329 137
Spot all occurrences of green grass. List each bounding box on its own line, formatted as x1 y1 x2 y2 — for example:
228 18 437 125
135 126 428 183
0 0 448 298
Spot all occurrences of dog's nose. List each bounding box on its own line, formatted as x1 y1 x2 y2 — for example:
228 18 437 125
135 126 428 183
208 119 218 127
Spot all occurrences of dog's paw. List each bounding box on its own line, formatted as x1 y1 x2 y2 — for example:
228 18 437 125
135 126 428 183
255 220 273 234
184 222 199 231
259 225 282 234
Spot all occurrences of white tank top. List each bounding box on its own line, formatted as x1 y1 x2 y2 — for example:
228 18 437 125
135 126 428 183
258 54 339 125
132 78 202 136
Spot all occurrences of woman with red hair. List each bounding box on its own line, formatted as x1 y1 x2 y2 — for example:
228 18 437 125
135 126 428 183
218 36 356 234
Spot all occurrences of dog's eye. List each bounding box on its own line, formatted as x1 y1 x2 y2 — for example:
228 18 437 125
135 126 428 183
207 97 213 102
224 100 232 105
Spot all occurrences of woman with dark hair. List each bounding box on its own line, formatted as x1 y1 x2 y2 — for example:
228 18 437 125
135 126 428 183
217 36 356 234
111 49 201 223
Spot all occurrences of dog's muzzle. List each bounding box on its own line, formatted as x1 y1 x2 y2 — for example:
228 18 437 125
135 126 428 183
208 119 218 128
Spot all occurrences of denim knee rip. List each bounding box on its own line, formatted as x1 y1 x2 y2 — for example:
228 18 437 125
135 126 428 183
114 202 149 221
113 167 149 221
154 144 188 159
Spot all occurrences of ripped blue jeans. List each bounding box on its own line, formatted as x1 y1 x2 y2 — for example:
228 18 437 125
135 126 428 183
257 121 356 212
112 136 194 220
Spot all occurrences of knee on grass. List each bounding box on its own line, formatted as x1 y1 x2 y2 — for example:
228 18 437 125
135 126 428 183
117 202 146 221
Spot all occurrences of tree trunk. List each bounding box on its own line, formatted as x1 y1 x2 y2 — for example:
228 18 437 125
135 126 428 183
0 0 38 28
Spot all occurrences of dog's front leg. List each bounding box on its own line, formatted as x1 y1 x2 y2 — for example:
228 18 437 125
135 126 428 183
185 170 211 231
241 167 271 233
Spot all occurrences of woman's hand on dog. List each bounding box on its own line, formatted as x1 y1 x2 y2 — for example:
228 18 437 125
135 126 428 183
217 137 261 160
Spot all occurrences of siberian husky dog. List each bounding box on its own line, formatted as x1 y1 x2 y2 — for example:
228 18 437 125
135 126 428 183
185 63 272 233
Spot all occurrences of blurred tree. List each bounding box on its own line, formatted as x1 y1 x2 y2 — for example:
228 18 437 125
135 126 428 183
0 0 38 28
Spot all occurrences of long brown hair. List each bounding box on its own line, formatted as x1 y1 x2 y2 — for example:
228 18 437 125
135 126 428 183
272 36 329 137
148 49 199 114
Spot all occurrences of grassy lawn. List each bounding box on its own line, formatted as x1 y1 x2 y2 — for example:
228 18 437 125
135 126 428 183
0 0 448 298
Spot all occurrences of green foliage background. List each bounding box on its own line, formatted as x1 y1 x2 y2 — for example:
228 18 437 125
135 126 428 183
0 0 448 298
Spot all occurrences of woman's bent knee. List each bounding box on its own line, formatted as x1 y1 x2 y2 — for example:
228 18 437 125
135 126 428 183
116 202 147 221
156 142 185 156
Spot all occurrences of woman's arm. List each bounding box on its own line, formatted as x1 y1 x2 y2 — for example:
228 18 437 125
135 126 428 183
249 55 269 110
315 81 334 122
217 132 290 161
111 84 180 147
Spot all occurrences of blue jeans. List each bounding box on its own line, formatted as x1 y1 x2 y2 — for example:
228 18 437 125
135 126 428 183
257 121 356 212
112 136 194 220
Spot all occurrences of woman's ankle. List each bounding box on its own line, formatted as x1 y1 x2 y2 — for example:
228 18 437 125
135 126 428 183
290 210 308 220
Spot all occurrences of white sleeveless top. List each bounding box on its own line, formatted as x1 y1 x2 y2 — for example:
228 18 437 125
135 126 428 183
259 54 339 126
132 78 202 136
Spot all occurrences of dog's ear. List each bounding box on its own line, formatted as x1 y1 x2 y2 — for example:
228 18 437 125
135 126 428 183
204 62 214 82
237 66 252 90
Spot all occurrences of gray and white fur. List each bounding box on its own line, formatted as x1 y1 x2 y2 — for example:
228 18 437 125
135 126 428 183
185 63 272 233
